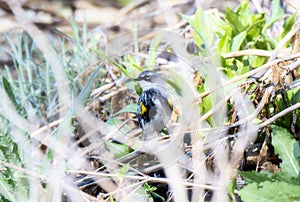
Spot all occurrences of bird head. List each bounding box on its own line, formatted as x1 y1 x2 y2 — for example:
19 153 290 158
134 70 165 89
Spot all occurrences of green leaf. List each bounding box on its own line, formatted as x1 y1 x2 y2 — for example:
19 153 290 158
134 82 143 96
218 29 231 53
194 7 214 47
151 192 166 202
237 59 250 75
231 31 247 52
104 141 131 158
251 56 267 68
239 171 274 184
146 33 164 67
92 49 132 78
247 15 266 39
76 66 101 104
225 7 245 35
109 195 115 202
238 171 288 184
238 181 300 202
287 86 300 101
117 164 130 181
228 177 237 200
237 0 251 26
124 55 143 71
262 0 284 33
197 84 215 126
271 125 300 178
113 104 137 116
2 77 18 109
280 13 296 40
181 7 214 50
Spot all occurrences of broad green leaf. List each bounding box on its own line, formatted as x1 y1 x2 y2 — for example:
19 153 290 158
239 181 300 202
207 12 227 37
238 171 287 184
194 7 214 46
262 0 284 33
218 30 231 53
271 125 300 178
248 15 266 39
134 82 143 96
225 7 245 35
287 86 300 102
104 141 131 158
250 56 267 68
181 7 214 50
237 0 251 26
181 13 205 48
231 31 247 52
113 104 137 116
237 59 250 75
294 141 300 165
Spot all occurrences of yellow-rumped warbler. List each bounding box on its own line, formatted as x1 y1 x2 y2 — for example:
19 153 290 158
134 70 173 138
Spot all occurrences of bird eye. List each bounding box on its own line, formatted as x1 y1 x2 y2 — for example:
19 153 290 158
143 75 150 81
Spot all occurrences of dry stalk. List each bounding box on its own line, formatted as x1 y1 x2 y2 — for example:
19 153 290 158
259 102 300 128
0 160 103 202
68 169 218 190
222 49 273 58
199 58 279 99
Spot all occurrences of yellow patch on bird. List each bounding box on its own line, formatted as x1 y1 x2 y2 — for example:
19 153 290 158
141 102 147 115
168 98 173 109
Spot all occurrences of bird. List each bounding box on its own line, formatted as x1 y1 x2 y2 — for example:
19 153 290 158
134 70 173 139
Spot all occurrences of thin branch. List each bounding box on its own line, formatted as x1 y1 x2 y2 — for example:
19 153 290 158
199 58 280 99
30 118 63 139
222 49 272 58
270 22 300 60
259 102 300 128
68 169 218 190
0 160 103 202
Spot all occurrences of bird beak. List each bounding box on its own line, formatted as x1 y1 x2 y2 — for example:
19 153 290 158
124 77 139 84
